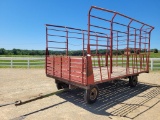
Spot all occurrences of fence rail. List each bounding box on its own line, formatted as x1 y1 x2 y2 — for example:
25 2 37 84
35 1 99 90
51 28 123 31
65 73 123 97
0 57 159 70
0 57 45 68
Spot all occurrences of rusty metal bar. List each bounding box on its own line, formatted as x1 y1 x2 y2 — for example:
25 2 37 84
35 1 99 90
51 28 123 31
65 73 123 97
45 27 48 74
82 57 84 84
126 19 133 74
48 40 66 43
147 28 154 71
98 55 103 81
134 29 137 53
90 15 111 22
60 56 62 77
136 54 138 72
116 31 118 66
143 54 145 70
122 55 123 67
69 57 71 81
90 6 154 28
82 31 85 57
52 56 54 76
110 13 117 73
96 33 98 54
132 54 133 74
139 24 145 51
48 47 66 49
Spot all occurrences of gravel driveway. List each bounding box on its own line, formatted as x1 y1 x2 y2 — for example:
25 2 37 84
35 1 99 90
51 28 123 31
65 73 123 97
0 69 160 120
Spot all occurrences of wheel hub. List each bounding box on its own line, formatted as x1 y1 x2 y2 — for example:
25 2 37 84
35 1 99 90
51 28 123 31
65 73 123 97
90 88 97 100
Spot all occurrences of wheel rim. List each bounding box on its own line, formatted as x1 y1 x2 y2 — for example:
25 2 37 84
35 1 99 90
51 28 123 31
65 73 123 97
90 88 97 101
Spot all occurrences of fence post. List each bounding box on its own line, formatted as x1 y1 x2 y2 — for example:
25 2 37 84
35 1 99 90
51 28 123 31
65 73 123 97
11 58 13 68
151 58 153 71
28 58 30 68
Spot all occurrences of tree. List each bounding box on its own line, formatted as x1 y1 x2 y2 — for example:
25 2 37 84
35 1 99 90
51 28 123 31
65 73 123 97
154 48 158 53
0 48 6 55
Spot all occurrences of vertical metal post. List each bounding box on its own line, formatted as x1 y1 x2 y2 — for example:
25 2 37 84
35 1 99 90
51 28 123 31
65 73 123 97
134 29 136 72
134 29 136 53
28 58 29 69
132 54 133 73
86 6 94 85
82 57 84 84
142 54 144 70
136 54 138 72
69 57 71 81
96 33 98 54
45 26 48 74
147 28 154 71
60 56 62 78
82 31 84 57
106 35 109 66
151 58 153 71
122 55 123 67
110 13 117 74
87 8 92 54
126 19 133 74
116 31 118 66
65 27 68 56
98 55 102 81
11 58 13 68
53 56 54 75
139 24 145 51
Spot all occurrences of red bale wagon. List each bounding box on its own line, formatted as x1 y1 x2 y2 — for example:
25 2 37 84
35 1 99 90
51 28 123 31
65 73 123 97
45 6 154 104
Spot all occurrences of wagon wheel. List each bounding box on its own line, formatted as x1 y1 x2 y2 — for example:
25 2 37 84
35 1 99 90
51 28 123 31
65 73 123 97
129 76 138 87
56 80 69 90
84 85 99 104
56 83 62 90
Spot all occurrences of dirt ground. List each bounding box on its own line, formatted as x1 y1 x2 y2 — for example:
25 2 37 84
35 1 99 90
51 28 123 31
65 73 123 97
0 68 160 120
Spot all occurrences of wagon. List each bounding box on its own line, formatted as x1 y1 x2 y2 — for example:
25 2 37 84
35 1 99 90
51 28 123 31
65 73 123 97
45 6 154 104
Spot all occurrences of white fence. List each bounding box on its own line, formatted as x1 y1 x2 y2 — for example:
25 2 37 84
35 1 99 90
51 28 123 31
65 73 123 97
150 58 160 71
0 57 159 70
0 57 45 68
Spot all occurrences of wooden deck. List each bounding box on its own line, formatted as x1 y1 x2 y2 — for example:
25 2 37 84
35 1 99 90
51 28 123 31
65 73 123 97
93 66 140 82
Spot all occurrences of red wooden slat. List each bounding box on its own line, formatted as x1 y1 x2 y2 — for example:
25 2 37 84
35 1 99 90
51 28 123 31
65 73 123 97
70 58 83 63
70 76 82 82
62 69 69 72
62 65 69 69
47 67 53 71
70 67 86 72
62 74 69 79
70 71 86 76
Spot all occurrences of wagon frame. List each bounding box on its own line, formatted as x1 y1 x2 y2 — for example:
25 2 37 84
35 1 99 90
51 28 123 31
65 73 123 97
45 6 154 104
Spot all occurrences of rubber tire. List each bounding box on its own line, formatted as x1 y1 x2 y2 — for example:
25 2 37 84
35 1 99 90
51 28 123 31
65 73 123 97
129 76 138 87
56 83 62 90
56 83 69 90
84 85 99 104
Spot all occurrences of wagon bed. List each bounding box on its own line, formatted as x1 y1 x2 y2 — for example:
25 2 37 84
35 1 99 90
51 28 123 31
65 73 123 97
45 6 154 104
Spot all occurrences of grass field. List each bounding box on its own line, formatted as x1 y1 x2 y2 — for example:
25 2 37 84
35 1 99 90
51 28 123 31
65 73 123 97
150 52 160 58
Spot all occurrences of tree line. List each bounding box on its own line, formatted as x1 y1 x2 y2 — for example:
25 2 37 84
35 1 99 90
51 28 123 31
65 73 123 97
0 48 158 56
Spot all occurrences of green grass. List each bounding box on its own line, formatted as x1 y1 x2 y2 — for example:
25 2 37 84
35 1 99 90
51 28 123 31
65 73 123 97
150 52 160 58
